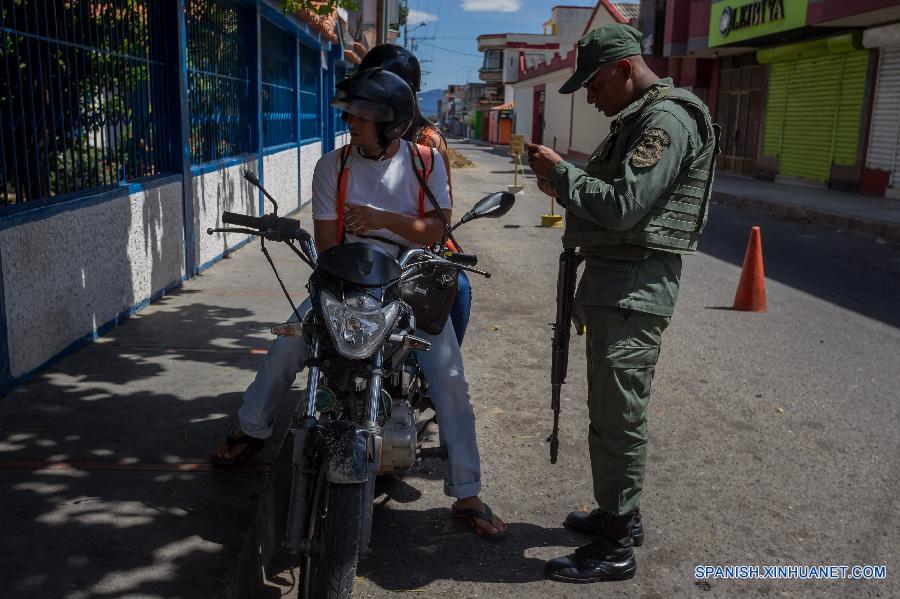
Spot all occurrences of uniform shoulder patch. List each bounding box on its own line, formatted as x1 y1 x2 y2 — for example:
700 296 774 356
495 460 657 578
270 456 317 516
630 128 671 168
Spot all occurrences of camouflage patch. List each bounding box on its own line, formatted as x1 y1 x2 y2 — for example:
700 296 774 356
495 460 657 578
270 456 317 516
630 128 671 168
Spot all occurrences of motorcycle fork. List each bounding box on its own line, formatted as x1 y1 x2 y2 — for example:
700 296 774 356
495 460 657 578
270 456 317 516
284 335 322 555
358 349 384 554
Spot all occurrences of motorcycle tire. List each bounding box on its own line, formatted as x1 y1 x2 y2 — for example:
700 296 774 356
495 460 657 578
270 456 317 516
305 470 364 599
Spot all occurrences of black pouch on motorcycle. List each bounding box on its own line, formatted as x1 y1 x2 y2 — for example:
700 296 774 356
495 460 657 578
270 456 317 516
400 264 458 335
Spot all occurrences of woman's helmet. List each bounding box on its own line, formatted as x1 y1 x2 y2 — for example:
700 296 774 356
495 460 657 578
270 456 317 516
331 67 416 150
359 44 422 93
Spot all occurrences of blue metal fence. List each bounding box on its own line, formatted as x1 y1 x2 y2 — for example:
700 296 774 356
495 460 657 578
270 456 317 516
299 43 320 142
334 63 349 134
184 0 254 165
0 1 348 212
261 19 296 148
0 0 171 208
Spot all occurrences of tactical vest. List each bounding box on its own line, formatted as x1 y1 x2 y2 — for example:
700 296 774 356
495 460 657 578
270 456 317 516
562 87 720 255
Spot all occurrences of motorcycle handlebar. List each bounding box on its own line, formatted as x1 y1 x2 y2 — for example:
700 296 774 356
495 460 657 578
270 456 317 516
221 211 309 243
222 211 262 229
445 252 478 267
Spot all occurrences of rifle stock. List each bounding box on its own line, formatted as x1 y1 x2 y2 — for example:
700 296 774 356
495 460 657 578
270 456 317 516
548 248 583 463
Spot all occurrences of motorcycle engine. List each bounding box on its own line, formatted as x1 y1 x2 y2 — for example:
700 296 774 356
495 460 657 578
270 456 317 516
379 397 416 473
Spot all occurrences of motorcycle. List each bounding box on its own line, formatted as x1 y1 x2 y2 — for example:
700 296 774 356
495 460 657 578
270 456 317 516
208 170 515 598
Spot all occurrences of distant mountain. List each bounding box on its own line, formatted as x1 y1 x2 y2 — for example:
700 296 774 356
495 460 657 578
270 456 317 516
417 89 442 118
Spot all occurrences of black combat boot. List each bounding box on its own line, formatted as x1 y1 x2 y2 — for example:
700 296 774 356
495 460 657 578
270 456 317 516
564 508 644 547
545 512 636 583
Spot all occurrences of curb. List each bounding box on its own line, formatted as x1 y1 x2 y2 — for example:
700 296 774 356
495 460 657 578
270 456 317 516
712 191 900 245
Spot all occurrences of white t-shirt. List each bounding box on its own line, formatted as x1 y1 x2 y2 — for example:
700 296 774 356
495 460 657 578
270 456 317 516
311 142 451 253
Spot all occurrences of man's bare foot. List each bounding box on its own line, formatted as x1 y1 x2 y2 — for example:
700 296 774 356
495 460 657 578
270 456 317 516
210 429 265 464
452 496 508 539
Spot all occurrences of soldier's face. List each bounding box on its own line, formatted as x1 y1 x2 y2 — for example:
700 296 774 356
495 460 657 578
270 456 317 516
585 62 629 117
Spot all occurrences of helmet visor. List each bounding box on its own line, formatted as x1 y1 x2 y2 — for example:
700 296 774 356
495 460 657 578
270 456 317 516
331 89 395 123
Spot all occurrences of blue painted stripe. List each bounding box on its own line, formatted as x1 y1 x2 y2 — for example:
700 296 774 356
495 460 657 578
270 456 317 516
190 156 258 176
263 142 299 157
300 138 323 147
0 278 184 395
0 174 183 232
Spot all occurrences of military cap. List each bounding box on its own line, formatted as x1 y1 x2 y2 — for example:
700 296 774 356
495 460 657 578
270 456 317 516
559 24 643 94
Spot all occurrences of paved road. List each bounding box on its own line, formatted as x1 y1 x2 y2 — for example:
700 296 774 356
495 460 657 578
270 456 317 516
2 139 896 598
352 140 900 598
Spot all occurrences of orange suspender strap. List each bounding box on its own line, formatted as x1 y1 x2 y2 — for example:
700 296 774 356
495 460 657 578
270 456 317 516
412 143 434 219
335 145 352 244
335 143 450 248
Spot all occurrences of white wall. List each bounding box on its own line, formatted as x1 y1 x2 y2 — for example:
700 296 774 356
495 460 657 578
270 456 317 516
193 159 259 269
512 70 573 153
543 73 572 153
513 84 534 138
263 148 300 214
335 132 350 149
0 180 185 377
300 142 323 206
570 86 613 157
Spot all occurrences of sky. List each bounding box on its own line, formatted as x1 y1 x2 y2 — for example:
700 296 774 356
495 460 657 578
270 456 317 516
403 0 605 92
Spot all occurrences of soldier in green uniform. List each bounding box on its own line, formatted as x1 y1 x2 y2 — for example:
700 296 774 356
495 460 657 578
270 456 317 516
527 24 717 583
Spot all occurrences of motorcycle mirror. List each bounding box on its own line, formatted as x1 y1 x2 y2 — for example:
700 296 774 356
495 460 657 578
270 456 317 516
460 192 516 224
243 169 279 215
243 169 261 187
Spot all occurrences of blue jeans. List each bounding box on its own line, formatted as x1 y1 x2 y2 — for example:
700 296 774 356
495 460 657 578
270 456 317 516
449 271 472 346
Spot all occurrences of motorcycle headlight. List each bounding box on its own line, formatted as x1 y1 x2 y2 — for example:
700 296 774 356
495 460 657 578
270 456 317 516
320 291 400 359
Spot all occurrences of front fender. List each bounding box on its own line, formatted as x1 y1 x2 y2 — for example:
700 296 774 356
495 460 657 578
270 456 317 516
320 421 374 484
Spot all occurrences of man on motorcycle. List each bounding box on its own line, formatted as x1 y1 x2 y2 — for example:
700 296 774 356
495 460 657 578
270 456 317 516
211 67 507 539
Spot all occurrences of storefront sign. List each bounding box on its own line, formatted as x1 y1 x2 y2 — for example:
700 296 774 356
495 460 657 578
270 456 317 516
708 0 806 47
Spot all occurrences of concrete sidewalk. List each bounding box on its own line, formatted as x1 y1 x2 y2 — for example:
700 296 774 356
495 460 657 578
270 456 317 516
0 231 315 598
712 174 900 244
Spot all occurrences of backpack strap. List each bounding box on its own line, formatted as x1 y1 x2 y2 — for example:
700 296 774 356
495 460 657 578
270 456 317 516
335 144 352 244
412 142 434 218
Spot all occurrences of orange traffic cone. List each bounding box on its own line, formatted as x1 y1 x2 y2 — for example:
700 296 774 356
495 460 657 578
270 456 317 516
733 226 767 312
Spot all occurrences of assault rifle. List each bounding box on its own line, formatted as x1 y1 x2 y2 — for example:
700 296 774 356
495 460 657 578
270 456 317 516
548 248 584 464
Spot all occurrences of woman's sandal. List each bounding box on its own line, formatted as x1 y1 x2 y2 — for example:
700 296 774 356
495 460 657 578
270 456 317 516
210 431 265 465
451 503 508 540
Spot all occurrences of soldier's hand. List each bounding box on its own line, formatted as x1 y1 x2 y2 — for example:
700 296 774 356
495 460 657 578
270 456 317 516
526 143 563 179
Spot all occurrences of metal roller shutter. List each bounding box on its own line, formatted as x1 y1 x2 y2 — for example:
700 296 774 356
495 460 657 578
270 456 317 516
866 47 900 186
763 49 868 183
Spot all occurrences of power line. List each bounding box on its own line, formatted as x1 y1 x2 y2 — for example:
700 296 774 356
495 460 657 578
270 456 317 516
418 41 482 57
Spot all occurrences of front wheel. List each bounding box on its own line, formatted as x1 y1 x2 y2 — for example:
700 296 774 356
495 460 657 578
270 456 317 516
302 458 364 599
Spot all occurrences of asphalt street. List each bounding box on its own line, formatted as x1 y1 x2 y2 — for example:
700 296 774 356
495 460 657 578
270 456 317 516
1 139 896 599
350 140 900 598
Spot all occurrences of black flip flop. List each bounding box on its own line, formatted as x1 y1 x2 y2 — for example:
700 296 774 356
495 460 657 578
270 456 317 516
451 503 508 540
211 431 265 465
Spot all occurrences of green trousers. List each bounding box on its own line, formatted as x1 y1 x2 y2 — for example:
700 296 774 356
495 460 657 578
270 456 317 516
582 305 670 516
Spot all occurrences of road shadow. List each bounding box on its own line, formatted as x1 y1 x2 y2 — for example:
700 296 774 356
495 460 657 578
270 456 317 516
0 294 296 598
700 203 900 328
358 500 578 590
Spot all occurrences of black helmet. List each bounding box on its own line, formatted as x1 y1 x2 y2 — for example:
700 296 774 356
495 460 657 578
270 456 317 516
359 44 422 92
331 67 416 149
